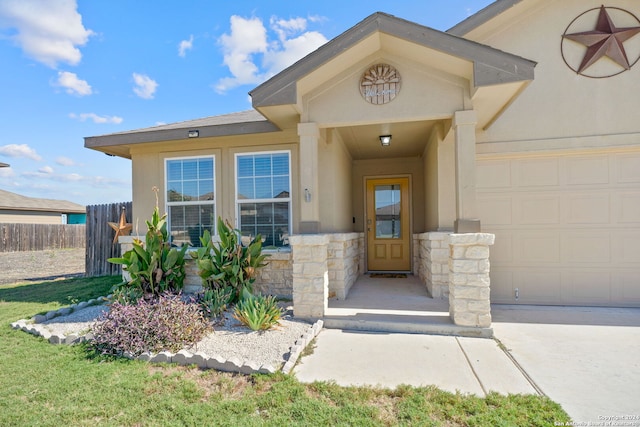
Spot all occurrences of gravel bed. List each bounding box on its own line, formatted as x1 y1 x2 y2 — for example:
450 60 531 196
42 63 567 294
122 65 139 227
41 305 108 336
188 309 311 368
39 302 312 370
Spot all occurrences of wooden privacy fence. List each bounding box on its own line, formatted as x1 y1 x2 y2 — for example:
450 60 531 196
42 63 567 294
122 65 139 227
0 223 85 252
86 202 132 277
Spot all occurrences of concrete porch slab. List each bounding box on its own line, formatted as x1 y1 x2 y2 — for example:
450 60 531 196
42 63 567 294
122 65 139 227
324 274 492 338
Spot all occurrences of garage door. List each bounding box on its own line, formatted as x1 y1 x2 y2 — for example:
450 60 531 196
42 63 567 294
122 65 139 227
477 151 640 307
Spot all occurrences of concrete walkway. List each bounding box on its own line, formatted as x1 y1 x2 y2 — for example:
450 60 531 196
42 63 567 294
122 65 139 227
293 303 640 424
294 328 536 396
492 305 640 423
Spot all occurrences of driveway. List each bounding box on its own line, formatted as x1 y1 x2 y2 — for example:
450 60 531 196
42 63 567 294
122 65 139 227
492 305 640 424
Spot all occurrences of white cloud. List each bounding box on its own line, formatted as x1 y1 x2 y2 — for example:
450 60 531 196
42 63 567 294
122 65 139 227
23 170 82 182
178 34 193 57
0 0 94 68
38 165 54 174
132 73 158 99
271 17 307 42
263 31 327 76
22 170 127 187
56 156 76 167
215 16 268 92
69 112 123 124
0 144 42 161
54 71 92 96
0 167 15 178
215 15 327 93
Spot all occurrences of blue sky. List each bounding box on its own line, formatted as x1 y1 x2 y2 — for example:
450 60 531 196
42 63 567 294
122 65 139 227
0 0 493 206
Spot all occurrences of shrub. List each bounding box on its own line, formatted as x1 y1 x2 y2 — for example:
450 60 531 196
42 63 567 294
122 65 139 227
233 289 282 331
197 287 233 319
90 293 212 357
109 206 188 301
192 218 269 303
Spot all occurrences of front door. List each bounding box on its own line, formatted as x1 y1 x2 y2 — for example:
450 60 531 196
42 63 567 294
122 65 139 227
366 177 411 271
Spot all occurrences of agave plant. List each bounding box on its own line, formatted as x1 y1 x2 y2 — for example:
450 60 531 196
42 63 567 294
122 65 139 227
233 288 282 331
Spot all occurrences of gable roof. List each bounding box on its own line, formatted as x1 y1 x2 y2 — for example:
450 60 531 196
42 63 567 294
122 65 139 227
85 9 537 157
0 189 85 213
447 0 526 36
250 11 535 108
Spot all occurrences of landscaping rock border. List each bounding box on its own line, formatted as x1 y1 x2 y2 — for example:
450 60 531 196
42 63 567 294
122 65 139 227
10 298 323 376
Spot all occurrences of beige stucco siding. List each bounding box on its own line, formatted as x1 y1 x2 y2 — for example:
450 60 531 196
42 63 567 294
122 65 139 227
318 129 354 232
469 0 640 144
304 54 469 127
477 149 640 306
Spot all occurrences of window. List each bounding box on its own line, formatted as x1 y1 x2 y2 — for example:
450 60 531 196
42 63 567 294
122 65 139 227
236 151 291 248
166 156 215 246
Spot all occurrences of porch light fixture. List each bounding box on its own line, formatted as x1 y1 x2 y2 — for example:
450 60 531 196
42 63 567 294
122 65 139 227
379 135 392 146
188 130 199 138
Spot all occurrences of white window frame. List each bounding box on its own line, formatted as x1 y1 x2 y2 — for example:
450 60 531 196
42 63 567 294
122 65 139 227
164 155 216 246
234 150 292 248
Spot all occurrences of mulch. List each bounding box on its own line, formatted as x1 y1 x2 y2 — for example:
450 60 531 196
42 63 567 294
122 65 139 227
0 248 86 286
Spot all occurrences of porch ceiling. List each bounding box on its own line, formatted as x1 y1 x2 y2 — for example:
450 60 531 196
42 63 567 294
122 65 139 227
334 120 439 160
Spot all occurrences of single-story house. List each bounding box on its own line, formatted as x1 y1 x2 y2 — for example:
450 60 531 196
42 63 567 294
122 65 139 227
0 188 86 224
86 0 640 318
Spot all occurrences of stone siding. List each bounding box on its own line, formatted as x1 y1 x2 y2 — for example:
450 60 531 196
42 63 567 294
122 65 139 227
415 232 451 299
290 235 329 319
253 251 293 298
448 233 495 328
327 233 362 299
118 236 293 297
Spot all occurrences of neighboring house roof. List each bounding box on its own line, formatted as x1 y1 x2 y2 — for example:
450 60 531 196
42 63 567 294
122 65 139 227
447 0 526 36
0 189 85 213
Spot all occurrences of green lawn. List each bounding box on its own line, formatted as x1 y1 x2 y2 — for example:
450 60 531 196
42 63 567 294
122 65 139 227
0 276 570 426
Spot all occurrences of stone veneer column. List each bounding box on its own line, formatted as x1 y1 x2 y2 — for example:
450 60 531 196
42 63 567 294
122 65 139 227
448 233 495 328
416 232 451 299
290 234 329 320
327 233 362 299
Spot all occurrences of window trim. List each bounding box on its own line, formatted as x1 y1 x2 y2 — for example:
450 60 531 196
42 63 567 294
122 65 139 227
164 155 217 243
234 150 292 247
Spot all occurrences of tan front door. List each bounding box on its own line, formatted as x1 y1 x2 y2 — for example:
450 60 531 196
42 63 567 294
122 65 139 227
366 177 411 271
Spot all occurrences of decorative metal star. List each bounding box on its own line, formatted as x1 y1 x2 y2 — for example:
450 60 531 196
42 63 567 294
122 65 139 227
108 207 133 244
564 5 640 74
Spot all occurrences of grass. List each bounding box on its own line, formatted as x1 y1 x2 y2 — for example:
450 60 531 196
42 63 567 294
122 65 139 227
0 276 571 426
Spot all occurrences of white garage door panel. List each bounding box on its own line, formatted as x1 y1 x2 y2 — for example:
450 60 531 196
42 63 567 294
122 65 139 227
479 152 640 307
566 193 610 224
616 192 640 223
514 270 562 302
564 271 612 305
615 272 640 303
515 232 560 264
562 232 611 264
490 269 514 301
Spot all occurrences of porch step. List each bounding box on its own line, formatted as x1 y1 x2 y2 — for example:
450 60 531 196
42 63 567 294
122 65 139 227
322 316 493 338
